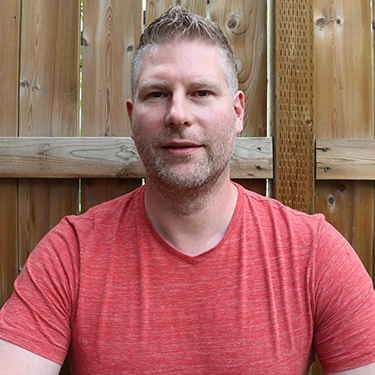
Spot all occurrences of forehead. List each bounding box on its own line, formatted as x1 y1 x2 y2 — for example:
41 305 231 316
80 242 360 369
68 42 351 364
137 40 226 86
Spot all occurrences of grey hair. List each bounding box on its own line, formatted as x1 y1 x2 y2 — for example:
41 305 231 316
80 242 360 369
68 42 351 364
131 5 238 100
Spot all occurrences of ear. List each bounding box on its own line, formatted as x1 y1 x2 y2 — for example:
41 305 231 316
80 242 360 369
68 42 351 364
126 99 134 139
233 91 244 135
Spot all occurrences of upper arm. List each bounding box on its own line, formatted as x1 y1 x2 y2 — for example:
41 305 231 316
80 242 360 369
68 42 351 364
0 339 62 375
326 361 375 374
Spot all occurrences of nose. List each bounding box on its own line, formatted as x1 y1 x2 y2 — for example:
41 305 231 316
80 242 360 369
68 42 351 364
165 94 192 128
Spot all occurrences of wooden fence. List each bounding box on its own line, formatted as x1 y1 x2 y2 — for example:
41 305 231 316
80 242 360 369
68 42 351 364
0 0 373 374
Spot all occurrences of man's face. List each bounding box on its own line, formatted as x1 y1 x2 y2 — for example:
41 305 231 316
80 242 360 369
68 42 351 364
127 40 244 188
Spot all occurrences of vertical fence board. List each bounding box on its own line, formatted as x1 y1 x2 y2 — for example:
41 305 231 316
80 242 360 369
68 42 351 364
146 0 206 24
0 1 20 306
274 0 315 213
313 0 373 277
0 180 18 306
18 0 80 267
211 0 267 195
211 0 267 138
311 0 373 373
81 0 143 213
1 1 20 137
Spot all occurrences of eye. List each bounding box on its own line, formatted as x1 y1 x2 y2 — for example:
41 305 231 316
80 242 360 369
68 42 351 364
196 91 210 97
149 92 164 98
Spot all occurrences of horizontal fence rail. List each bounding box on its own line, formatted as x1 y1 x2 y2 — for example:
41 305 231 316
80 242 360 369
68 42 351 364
316 139 375 180
2 137 375 180
0 137 273 179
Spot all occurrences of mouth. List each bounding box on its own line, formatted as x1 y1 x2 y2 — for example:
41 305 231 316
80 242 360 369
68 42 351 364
161 142 203 156
162 142 201 149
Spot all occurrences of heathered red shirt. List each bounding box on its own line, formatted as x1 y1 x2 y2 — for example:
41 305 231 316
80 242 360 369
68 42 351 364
1 183 375 374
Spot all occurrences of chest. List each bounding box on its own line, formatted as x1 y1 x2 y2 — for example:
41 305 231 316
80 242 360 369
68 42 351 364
69 249 314 374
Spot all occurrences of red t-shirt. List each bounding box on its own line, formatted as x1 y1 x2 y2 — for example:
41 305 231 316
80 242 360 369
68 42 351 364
1 183 375 374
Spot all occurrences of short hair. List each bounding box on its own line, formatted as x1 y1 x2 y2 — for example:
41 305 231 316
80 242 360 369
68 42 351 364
131 5 238 100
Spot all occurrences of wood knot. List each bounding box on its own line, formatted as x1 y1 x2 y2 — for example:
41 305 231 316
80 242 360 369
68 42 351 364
315 18 326 29
227 15 239 30
305 118 312 126
81 37 88 47
20 80 29 88
336 18 342 25
328 196 335 205
126 45 134 52
338 184 346 193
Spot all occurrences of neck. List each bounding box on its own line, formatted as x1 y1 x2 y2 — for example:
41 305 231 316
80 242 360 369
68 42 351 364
144 172 239 256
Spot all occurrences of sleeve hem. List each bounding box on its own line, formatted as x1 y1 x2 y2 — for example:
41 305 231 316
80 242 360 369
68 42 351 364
322 353 375 373
0 330 67 365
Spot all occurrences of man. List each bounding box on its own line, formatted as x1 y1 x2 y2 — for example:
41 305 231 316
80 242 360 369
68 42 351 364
1 6 375 375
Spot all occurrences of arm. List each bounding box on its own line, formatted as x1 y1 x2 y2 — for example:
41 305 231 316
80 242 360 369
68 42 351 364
0 339 61 375
326 361 375 374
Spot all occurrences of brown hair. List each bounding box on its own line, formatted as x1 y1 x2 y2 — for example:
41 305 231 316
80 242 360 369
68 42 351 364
131 5 238 100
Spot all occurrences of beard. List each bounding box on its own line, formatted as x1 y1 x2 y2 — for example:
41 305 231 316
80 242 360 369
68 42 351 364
132 119 237 190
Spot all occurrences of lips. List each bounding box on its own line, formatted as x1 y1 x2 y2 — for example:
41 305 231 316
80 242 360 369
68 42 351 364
161 141 203 156
162 142 200 148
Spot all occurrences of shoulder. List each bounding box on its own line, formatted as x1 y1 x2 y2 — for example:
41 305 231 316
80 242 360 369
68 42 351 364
236 182 325 234
73 185 144 222
60 185 145 235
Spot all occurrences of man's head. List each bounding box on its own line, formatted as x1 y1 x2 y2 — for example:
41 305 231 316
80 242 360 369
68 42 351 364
127 6 244 191
131 5 238 101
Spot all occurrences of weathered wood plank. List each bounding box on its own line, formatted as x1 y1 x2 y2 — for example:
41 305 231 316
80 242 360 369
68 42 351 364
314 1 372 139
0 0 20 307
0 137 273 179
0 0 20 136
4 137 375 180
18 0 80 269
313 1 373 372
211 0 267 194
313 0 373 273
274 0 315 214
316 139 375 180
81 0 143 213
82 0 140 137
211 0 267 138
146 0 206 25
0 180 18 307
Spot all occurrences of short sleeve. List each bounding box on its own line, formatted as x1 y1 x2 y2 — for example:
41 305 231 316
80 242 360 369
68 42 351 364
313 218 375 373
0 217 80 365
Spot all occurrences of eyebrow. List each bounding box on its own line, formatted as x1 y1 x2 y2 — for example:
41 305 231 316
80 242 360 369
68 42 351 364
138 79 221 93
189 80 221 91
137 81 169 95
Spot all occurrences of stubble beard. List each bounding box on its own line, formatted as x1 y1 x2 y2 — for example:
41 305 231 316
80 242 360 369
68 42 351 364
133 122 237 191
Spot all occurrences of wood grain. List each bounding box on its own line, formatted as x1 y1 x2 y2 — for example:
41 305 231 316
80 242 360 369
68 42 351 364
211 0 267 194
314 0 372 139
316 139 375 180
0 180 18 307
18 0 80 268
313 0 373 272
4 137 375 180
0 137 273 179
211 0 267 138
146 0 206 25
312 0 373 373
0 0 20 137
81 0 143 213
0 0 20 307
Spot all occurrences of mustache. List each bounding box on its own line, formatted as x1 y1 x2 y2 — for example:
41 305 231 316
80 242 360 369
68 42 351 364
153 128 207 147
